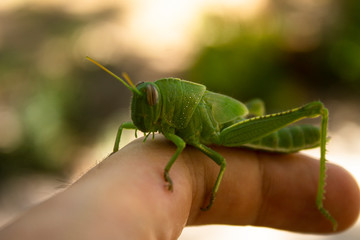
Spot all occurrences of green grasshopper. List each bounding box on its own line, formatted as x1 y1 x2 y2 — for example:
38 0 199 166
86 57 337 230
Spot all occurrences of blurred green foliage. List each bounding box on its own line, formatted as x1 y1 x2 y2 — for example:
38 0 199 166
0 7 133 183
187 0 360 110
1 1 360 185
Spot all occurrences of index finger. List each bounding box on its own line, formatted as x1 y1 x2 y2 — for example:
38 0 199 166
185 145 360 233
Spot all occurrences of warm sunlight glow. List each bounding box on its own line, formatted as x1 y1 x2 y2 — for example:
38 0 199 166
72 0 268 71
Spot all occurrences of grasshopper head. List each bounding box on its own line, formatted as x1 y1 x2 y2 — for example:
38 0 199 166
85 57 162 133
131 82 162 133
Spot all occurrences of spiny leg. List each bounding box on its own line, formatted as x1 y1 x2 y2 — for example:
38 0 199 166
192 143 226 211
112 122 137 154
220 101 326 147
163 133 186 191
243 124 321 153
218 101 337 230
316 107 338 230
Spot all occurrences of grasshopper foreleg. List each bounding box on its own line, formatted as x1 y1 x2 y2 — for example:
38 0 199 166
112 122 137 154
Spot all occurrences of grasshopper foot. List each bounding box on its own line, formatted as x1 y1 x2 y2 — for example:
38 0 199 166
164 171 173 192
200 193 215 211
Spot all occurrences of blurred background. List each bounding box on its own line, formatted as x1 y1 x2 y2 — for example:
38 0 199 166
0 0 359 239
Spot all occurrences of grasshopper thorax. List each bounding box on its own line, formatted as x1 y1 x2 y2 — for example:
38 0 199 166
131 82 162 133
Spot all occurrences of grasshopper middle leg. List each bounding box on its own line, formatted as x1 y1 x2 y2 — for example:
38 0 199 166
192 143 227 211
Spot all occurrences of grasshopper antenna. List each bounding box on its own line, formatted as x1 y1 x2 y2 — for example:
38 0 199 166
86 56 142 95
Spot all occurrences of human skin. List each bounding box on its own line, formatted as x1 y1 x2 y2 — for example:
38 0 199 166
0 136 359 240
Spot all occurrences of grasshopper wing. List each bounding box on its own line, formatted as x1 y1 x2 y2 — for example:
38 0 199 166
203 91 248 125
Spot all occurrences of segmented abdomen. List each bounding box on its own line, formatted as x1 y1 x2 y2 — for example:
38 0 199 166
243 124 321 153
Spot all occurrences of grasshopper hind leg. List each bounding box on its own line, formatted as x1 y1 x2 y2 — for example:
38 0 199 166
218 101 337 230
316 107 338 230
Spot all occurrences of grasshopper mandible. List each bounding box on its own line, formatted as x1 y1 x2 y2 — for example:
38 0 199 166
86 57 337 230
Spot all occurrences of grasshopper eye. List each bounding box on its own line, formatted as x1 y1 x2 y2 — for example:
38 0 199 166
146 84 158 106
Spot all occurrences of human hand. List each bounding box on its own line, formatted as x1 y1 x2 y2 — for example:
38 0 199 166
0 136 359 239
